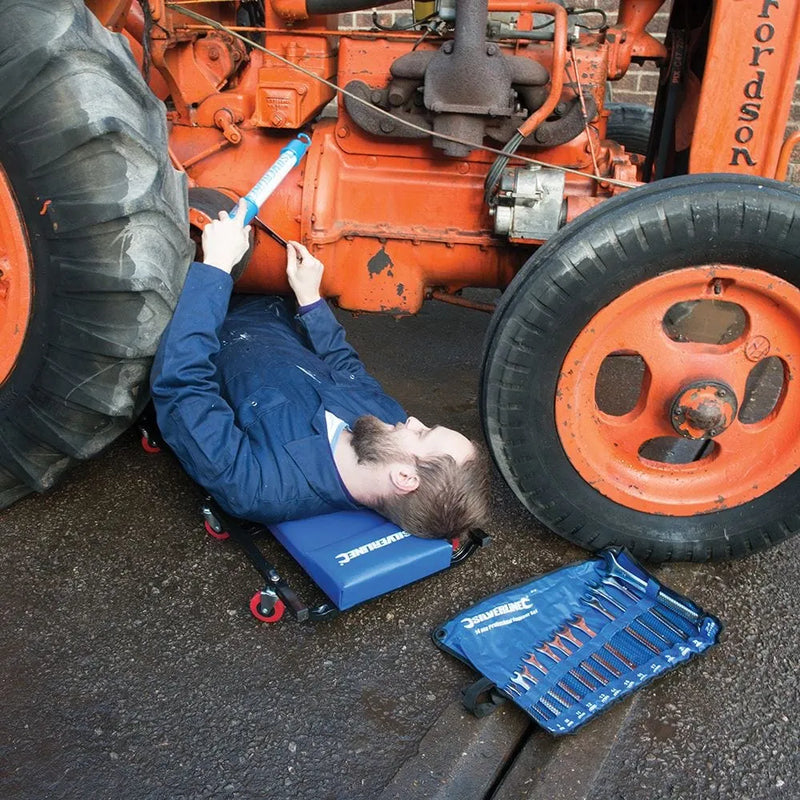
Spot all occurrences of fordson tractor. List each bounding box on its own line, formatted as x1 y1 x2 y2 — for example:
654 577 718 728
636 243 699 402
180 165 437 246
1 0 799 561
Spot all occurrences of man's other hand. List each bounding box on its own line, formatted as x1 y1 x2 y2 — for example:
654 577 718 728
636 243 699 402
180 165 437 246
286 242 324 307
201 199 251 274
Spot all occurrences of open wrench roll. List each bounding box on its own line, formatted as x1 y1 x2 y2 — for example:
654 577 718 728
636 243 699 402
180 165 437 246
433 549 722 735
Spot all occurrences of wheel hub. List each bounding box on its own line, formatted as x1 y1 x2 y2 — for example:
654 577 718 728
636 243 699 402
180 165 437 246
0 163 33 387
670 381 738 439
554 265 800 516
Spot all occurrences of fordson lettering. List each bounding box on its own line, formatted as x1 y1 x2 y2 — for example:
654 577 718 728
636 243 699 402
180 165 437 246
462 597 534 629
731 0 781 167
336 531 410 565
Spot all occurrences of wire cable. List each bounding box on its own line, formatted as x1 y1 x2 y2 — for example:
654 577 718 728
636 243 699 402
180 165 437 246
164 2 637 189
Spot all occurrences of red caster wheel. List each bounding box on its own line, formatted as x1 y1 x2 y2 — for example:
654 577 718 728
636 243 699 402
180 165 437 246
203 519 230 541
249 591 285 623
140 434 161 454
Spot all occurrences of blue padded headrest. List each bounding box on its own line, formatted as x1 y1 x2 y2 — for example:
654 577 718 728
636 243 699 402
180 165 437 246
269 509 454 610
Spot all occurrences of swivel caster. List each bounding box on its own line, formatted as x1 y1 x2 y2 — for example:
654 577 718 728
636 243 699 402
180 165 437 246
140 432 162 454
201 504 230 541
249 589 285 623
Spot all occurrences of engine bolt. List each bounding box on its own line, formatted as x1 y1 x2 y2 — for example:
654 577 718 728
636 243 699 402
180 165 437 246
486 44 497 56
717 389 726 398
673 407 685 418
442 41 454 54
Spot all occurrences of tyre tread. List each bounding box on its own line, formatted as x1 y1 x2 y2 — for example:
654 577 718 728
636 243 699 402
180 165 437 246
0 0 192 506
482 173 800 562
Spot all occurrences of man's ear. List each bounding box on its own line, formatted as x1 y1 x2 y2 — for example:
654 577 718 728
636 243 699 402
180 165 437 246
388 463 419 495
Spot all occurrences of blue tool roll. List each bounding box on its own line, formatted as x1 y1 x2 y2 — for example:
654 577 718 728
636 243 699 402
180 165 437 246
433 549 722 735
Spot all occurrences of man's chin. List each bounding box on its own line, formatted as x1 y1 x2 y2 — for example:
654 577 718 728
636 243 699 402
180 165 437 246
352 415 404 463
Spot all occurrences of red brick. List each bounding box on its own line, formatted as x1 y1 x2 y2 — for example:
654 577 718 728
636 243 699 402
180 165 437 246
637 71 661 93
608 71 634 95
649 11 671 35
606 89 652 105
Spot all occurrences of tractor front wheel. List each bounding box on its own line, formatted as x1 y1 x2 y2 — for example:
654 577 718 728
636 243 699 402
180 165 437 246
0 0 192 507
481 174 800 561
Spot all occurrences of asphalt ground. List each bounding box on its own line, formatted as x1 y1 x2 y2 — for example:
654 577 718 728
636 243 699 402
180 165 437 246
1 292 797 799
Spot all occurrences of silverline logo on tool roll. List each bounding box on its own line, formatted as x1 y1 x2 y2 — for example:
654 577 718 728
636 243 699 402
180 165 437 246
336 531 410 565
462 597 536 630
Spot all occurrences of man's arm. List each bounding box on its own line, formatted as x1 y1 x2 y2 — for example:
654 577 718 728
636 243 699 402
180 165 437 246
286 242 382 387
150 204 264 517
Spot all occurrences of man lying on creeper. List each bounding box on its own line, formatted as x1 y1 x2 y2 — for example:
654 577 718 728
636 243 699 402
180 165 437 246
151 201 491 540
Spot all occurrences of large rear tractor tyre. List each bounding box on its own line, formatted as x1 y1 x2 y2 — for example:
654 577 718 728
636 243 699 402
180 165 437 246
605 102 654 156
0 0 192 508
481 174 800 561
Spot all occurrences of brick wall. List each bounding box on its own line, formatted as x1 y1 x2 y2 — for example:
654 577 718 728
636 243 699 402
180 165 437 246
338 1 800 183
593 0 671 106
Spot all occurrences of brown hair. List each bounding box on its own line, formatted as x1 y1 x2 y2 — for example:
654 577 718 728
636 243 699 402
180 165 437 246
372 441 492 539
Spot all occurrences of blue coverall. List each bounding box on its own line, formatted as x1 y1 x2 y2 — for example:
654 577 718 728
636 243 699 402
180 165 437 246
150 262 406 524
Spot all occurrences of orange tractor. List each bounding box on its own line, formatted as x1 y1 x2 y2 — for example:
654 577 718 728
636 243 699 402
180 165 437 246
1 0 799 560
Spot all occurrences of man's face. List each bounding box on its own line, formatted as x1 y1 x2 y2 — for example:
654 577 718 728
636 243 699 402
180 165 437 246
351 415 474 465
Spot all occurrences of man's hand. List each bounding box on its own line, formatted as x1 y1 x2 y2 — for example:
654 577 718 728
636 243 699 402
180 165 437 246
286 241 324 307
201 199 251 274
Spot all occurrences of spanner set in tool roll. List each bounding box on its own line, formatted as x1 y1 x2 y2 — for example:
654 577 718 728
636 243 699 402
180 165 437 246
433 549 722 735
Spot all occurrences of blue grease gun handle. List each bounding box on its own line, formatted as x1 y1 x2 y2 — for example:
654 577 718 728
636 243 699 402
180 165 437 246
231 133 312 225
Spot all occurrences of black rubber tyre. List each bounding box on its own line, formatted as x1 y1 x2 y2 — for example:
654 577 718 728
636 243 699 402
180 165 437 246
606 102 654 156
0 0 192 507
481 174 800 562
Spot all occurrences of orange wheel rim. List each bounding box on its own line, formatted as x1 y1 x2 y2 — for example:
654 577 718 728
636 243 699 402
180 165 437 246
556 266 800 515
0 164 33 386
